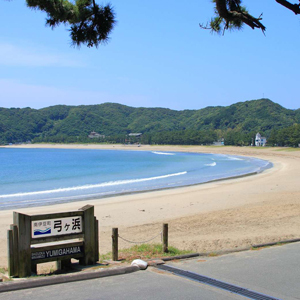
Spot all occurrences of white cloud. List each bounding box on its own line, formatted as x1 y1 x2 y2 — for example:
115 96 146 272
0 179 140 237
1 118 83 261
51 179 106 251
0 42 85 68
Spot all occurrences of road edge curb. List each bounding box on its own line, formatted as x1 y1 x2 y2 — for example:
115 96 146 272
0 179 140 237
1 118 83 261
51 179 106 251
0 265 139 294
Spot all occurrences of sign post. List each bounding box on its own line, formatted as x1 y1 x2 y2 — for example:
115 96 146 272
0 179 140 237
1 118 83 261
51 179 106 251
7 205 98 277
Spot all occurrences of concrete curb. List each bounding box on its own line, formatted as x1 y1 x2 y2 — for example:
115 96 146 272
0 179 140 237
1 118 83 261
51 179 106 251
162 253 200 261
0 265 139 294
252 238 300 249
160 239 300 262
1 239 299 293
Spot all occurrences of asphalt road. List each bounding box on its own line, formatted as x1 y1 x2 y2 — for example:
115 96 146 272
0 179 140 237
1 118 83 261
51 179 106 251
167 241 300 300
1 242 299 300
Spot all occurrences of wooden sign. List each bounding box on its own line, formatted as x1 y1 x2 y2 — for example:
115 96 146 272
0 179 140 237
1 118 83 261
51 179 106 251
7 205 99 278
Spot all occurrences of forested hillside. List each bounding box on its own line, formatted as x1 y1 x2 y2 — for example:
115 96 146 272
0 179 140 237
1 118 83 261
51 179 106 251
0 99 299 146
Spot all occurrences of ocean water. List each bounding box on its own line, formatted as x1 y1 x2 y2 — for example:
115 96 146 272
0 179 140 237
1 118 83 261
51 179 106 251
0 148 271 210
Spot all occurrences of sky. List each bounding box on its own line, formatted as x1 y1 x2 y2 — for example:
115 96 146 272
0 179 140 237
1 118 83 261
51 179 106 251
0 1 299 111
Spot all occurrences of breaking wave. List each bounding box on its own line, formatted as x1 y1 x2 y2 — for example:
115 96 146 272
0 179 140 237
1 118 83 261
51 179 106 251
205 162 217 167
0 171 187 199
152 151 175 156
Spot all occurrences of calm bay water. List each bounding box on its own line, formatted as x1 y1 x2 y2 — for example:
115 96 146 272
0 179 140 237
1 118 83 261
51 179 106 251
0 148 271 210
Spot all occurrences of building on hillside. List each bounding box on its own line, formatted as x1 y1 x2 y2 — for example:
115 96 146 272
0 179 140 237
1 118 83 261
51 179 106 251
255 133 267 146
213 138 225 146
128 133 142 138
125 133 142 144
88 131 105 139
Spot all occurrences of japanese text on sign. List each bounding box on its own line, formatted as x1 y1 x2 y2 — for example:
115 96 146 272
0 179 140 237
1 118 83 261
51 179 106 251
31 216 82 238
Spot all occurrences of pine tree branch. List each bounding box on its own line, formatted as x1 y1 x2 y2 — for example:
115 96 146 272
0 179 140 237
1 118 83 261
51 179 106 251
215 0 266 32
275 0 300 15
26 0 115 47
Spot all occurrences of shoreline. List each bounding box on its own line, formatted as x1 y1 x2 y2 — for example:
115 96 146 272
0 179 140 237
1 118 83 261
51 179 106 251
0 144 299 270
0 171 261 212
0 144 272 211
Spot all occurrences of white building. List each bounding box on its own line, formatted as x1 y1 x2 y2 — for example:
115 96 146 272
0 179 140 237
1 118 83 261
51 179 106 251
255 132 267 146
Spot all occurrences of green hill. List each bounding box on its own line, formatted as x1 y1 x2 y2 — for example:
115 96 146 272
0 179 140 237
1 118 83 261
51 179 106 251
0 99 299 146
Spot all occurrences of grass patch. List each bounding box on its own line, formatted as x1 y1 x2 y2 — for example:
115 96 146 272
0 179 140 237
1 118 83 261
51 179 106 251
251 246 269 251
251 146 272 150
204 145 227 148
99 244 193 263
275 148 300 152
208 252 219 257
251 241 289 251
0 267 6 274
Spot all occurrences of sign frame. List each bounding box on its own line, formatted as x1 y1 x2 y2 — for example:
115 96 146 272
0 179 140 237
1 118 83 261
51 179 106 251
7 205 99 278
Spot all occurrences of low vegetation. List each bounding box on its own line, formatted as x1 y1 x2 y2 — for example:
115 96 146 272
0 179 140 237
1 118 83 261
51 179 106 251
99 244 193 263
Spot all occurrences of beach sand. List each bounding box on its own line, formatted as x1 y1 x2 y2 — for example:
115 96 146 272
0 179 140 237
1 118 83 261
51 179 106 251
0 144 299 269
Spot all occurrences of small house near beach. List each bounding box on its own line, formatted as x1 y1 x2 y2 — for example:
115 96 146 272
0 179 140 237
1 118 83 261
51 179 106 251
125 133 142 144
255 133 267 146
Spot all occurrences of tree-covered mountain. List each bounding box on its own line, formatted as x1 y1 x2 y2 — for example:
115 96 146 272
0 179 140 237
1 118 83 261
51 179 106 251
0 99 299 146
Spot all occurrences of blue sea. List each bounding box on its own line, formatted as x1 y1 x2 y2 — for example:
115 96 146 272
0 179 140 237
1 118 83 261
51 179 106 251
0 148 271 210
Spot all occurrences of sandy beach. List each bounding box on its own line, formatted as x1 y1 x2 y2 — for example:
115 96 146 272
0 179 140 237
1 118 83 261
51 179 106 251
0 144 299 269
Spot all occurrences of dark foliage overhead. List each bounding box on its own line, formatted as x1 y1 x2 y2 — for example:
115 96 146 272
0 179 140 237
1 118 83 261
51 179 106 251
201 0 300 34
26 0 116 47
18 1 300 47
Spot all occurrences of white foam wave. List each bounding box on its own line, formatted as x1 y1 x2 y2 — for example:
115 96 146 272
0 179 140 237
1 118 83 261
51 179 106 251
215 154 243 161
226 156 244 161
205 162 217 167
0 171 187 198
152 151 175 156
